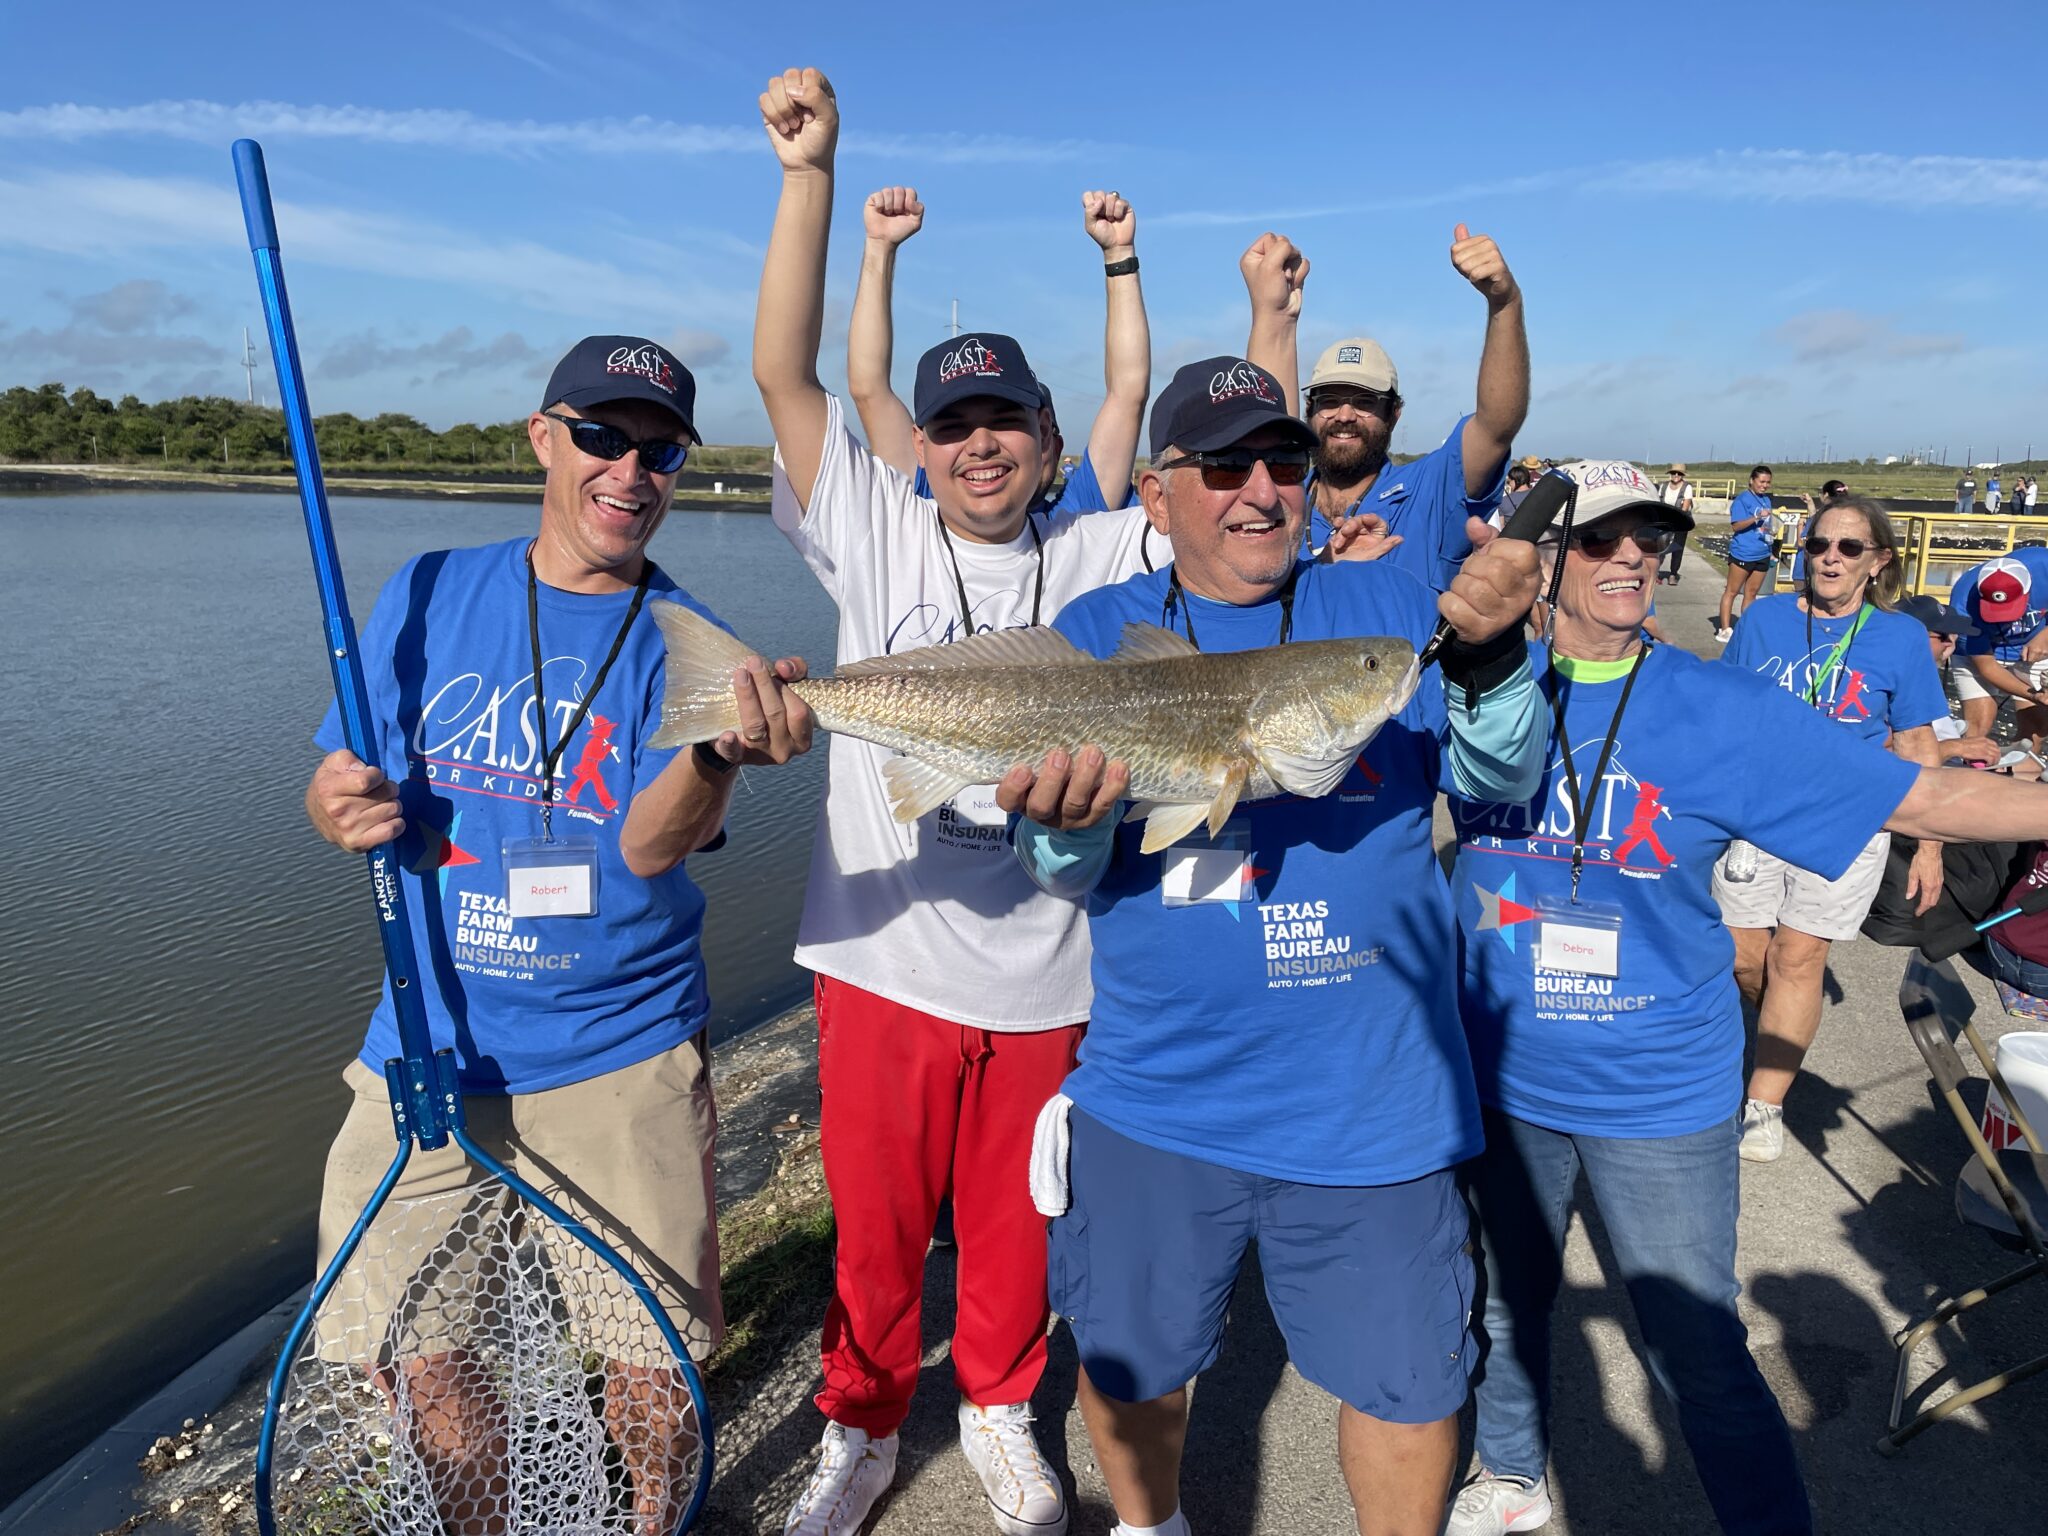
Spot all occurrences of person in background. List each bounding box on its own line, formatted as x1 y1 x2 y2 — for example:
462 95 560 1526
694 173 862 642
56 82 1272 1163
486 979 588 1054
1715 465 1775 642
1714 498 1947 1163
1787 479 1847 585
1956 471 1976 514
1988 472 2004 513
1948 549 2048 738
1657 462 1695 585
1241 228 1526 590
2026 475 2041 514
847 183 1150 519
1446 465 2048 1536
1497 461 1534 527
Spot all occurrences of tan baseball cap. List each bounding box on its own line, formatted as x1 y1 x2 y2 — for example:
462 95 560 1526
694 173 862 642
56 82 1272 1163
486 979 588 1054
1307 337 1399 396
1549 460 1694 533
1517 454 1544 471
1668 462 1686 473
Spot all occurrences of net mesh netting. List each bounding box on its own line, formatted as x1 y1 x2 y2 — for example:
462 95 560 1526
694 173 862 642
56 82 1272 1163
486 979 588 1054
267 1176 706 1536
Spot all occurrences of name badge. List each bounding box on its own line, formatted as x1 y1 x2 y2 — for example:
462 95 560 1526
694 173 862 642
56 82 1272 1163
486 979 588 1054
1536 902 1622 977
948 786 1009 828
503 835 599 918
1162 828 1248 908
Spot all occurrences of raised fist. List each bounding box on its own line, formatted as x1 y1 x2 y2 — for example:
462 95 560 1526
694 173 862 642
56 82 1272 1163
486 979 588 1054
759 67 839 172
864 186 924 246
1450 223 1518 308
1241 232 1309 319
1082 189 1136 253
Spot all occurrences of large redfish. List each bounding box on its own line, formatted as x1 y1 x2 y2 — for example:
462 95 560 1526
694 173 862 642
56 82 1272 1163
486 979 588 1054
647 600 1418 852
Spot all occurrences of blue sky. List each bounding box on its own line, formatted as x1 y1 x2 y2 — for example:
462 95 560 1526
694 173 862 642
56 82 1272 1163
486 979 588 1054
2 0 2042 462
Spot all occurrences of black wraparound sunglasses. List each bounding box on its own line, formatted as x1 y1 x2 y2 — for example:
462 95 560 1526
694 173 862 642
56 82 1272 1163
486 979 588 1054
1803 535 1871 558
1154 448 1313 490
1550 526 1676 559
543 410 690 474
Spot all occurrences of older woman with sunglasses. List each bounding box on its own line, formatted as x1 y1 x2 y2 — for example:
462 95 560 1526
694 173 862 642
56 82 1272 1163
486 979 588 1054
1442 461 2048 1536
1712 498 1947 1162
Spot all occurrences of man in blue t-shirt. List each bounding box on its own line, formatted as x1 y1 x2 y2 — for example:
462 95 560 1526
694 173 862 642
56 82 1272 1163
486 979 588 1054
1002 357 1545 1536
303 336 813 1528
1239 228 1526 591
1948 548 2048 737
1716 463 1777 641
848 183 1148 518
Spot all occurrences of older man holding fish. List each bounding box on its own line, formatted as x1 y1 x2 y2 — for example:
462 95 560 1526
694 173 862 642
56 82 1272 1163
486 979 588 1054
1003 358 1547 1536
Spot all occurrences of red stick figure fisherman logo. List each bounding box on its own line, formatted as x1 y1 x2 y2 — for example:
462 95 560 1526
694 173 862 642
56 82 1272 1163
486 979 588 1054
562 714 620 812
1613 782 1675 868
1832 668 1871 722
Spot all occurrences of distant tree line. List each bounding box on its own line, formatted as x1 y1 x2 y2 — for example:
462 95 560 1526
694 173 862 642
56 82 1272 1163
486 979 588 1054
0 383 537 472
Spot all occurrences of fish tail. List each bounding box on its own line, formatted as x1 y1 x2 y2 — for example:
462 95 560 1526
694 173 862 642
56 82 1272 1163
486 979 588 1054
647 598 759 747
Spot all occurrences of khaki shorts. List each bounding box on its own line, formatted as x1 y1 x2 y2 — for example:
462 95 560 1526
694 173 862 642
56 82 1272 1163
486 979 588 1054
1950 656 1992 702
1712 831 1890 942
314 1038 722 1365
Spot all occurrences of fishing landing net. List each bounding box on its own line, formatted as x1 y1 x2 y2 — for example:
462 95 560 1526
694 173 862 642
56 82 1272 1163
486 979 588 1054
266 1175 707 1536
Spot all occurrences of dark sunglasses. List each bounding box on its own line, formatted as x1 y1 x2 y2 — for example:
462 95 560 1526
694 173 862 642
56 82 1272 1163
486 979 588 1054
1555 525 1675 559
1803 535 1871 559
1308 388 1399 418
542 410 690 474
1154 448 1312 490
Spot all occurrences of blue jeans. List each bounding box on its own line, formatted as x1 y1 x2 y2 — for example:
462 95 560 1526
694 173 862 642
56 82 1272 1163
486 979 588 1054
1466 1108 1811 1536
1984 936 2048 997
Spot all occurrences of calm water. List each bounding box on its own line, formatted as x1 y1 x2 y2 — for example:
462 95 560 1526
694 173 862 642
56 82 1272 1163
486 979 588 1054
0 492 836 1503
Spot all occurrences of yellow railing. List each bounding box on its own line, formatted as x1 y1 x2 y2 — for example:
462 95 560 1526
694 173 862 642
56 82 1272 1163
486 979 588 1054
1892 511 2048 597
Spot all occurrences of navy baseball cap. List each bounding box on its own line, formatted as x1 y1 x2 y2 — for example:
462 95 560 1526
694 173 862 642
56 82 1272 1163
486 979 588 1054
542 335 699 443
1148 357 1314 458
1037 380 1060 435
1898 593 1978 637
912 333 1045 426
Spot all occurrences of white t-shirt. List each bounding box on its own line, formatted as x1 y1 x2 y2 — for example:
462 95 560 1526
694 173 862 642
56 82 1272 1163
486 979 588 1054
771 394 1163 1030
1658 479 1694 508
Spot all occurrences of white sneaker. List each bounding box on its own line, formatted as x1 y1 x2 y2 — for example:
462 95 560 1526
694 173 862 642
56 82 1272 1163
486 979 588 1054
1739 1098 1786 1163
959 1400 1068 1535
1714 627 1734 643
1445 1470 1553 1534
784 1421 898 1535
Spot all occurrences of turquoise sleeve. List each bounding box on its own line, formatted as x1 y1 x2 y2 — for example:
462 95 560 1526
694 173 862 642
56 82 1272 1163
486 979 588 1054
1443 655 1546 803
1012 804 1127 898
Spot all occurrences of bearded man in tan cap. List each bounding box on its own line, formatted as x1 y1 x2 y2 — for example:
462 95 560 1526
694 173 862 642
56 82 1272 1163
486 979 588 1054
1238 224 1529 590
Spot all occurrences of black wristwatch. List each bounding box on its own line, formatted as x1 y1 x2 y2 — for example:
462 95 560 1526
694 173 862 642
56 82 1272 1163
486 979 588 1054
694 741 737 775
1103 255 1140 277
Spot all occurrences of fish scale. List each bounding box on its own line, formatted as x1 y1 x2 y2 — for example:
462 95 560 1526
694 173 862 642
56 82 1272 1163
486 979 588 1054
648 600 1419 850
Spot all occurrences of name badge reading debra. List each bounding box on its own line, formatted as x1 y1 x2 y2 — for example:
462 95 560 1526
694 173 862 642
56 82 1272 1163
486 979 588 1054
503 835 599 918
1536 918 1621 977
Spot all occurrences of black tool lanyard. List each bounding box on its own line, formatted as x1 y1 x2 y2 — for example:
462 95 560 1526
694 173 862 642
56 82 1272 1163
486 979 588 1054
525 543 650 841
935 508 1044 637
1803 596 1872 709
1548 642 1652 903
1162 561 1301 652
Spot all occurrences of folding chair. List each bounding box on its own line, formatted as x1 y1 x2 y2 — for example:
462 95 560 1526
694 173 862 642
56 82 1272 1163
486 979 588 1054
1882 953 2048 1452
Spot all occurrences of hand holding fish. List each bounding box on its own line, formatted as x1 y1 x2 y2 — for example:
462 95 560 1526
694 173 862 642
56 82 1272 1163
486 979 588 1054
306 749 404 852
701 656 816 768
1438 516 1541 645
995 745 1131 832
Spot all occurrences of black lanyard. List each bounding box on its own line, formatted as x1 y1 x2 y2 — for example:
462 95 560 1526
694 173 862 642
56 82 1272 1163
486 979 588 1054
525 544 650 841
935 508 1044 636
1162 561 1302 651
1803 598 1871 710
1548 643 1651 903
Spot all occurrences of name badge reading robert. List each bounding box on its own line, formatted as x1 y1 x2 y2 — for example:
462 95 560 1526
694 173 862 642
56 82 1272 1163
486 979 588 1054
503 835 599 918
1536 909 1621 977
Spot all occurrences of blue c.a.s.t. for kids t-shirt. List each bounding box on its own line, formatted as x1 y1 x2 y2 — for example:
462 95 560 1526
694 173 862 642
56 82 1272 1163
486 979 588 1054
313 537 728 1095
1449 645 1918 1138
1305 413 1504 593
1049 558 1483 1186
1722 594 1947 746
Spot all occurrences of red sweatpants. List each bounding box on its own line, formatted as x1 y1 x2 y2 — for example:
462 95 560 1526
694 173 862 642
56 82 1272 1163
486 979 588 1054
813 974 1082 1436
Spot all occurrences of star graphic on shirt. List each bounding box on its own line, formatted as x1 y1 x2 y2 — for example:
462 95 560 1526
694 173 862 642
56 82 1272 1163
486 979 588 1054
1473 873 1538 952
1212 852 1270 921
411 811 480 893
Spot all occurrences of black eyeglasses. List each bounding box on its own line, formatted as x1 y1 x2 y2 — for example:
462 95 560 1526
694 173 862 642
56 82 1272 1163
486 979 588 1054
1803 535 1871 558
542 411 690 474
1555 526 1675 559
1154 448 1312 490
1308 388 1399 418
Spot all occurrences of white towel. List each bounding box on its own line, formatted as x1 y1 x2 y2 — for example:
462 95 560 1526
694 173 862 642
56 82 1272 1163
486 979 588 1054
1029 1093 1075 1217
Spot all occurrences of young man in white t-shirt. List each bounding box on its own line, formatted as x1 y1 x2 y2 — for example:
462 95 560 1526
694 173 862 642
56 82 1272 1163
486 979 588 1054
756 68 1157 1536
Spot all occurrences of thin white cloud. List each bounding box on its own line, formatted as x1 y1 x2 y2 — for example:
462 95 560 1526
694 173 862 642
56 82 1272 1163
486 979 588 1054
0 99 1119 164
